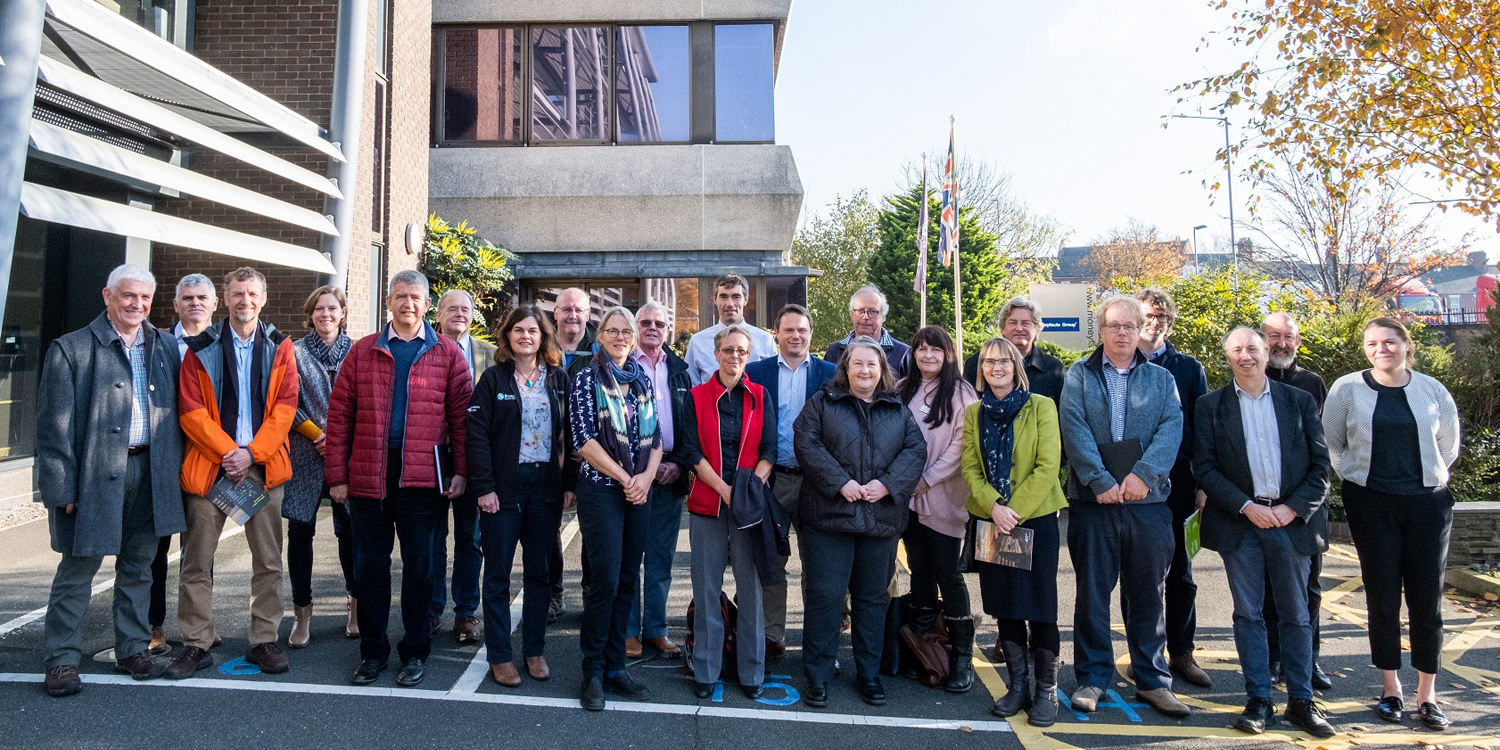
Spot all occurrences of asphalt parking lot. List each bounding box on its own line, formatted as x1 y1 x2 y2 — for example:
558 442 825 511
2 506 1499 750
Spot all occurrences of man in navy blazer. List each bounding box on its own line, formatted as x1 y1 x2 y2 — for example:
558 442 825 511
1193 327 1333 739
745 303 835 658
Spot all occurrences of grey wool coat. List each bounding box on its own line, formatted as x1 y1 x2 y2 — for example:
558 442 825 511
35 313 186 557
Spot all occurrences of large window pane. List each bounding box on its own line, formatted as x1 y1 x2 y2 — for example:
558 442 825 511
531 26 611 141
714 24 775 142
616 26 690 143
442 27 523 142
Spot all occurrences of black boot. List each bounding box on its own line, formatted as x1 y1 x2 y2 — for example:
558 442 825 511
943 616 975 693
989 641 1031 717
1028 648 1060 727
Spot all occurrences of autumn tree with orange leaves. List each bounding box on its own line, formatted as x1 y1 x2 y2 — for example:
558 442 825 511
1080 220 1189 289
1179 0 1500 226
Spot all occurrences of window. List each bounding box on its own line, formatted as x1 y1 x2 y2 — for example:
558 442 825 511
371 80 387 232
374 0 391 76
615 26 690 143
530 26 611 142
369 244 386 333
713 23 775 142
644 277 701 348
763 276 806 322
441 27 524 143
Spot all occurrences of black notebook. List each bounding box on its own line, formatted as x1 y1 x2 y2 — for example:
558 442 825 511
1069 437 1143 502
434 444 455 494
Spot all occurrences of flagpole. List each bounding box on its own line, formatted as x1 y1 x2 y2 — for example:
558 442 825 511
951 117 962 351
919 154 928 329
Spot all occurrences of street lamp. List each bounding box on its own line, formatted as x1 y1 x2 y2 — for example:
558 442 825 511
1172 114 1236 267
1192 224 1208 273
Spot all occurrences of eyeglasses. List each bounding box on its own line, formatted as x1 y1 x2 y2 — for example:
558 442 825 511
980 358 1014 369
1145 313 1173 324
638 320 668 329
601 328 634 339
1104 323 1140 333
556 306 588 315
718 347 750 358
852 308 882 318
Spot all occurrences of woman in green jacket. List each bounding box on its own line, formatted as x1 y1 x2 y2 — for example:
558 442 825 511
962 337 1067 726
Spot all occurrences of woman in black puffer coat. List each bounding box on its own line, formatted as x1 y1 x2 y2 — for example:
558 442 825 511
794 336 927 710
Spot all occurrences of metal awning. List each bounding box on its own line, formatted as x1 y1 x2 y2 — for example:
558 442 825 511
43 0 342 161
20 182 336 275
29 120 338 236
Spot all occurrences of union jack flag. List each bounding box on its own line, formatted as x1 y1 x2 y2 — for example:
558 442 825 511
938 124 958 268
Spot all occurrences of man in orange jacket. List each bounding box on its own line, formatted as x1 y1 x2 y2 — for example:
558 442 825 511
167 267 299 679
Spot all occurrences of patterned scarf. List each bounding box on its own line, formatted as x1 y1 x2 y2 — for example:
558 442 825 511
979 387 1030 503
304 331 352 373
591 350 658 474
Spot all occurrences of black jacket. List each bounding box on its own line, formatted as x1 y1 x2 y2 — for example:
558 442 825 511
1266 361 1328 413
1193 379 1331 556
655 349 695 496
793 385 927 538
466 360 571 504
730 468 791 586
1147 341 1209 467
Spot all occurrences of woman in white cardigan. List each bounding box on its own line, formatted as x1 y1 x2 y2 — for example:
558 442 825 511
1323 317 1460 731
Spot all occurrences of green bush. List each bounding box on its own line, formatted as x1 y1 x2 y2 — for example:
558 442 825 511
418 214 517 341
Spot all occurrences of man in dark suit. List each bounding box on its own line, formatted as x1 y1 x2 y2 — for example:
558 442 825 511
746 303 835 658
1193 327 1334 739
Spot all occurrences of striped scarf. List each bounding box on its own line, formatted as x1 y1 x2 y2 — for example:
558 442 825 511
591 351 658 474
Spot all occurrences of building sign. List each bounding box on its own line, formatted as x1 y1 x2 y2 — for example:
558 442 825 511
1042 317 1080 332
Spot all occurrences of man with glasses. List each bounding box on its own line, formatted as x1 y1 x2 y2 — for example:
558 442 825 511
824 285 910 378
1133 288 1212 690
962 297 1064 400
625 303 693 659
1260 312 1332 690
1060 296 1188 719
746 304 836 658
685 274 777 386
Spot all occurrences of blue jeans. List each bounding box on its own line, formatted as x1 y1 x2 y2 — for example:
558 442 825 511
627 485 684 640
1223 524 1313 700
430 489 481 619
1069 501 1175 691
479 463 563 663
349 450 441 663
575 481 649 677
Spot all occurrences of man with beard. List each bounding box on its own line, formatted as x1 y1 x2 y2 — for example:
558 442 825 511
1260 312 1332 690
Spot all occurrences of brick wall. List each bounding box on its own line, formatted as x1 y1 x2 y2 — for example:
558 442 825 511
151 0 429 338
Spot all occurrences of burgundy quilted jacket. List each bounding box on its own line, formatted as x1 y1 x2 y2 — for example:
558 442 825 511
324 323 472 499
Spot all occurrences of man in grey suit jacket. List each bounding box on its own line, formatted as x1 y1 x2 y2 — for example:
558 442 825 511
36 264 185 697
433 289 494 643
1194 327 1334 738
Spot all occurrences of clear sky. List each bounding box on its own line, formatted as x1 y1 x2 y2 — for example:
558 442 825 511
774 0 1499 258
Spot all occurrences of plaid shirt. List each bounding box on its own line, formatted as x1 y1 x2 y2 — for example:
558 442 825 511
114 324 151 447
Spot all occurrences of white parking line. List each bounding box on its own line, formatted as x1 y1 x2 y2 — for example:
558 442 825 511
0 671 1011 732
449 516 582 696
0 524 247 638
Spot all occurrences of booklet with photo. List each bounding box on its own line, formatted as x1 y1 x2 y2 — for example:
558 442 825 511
207 475 271 526
1183 508 1202 559
971 520 1035 571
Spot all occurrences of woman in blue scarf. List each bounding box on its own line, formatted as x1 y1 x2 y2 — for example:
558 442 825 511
567 305 662 711
960 337 1066 726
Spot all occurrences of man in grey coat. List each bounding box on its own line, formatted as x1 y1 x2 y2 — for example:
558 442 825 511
36 264 185 697
1059 296 1187 718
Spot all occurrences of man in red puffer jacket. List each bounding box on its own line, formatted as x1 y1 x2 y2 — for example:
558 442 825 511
325 270 472 689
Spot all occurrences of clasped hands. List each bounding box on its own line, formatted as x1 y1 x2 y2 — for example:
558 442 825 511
1094 473 1149 504
839 479 889 504
1243 502 1297 529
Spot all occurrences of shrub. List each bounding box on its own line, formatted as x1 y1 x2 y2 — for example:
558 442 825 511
418 214 517 340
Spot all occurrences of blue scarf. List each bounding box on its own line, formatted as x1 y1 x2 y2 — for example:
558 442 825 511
590 351 658 475
979 388 1030 503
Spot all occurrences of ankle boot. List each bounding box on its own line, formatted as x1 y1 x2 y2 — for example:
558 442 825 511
990 641 1031 717
1029 648 1060 727
943 615 975 693
289 604 313 648
345 595 360 638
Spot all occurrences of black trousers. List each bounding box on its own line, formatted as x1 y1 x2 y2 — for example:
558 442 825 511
1263 551 1323 665
800 525 899 685
1162 460 1198 657
148 536 172 627
902 509 969 619
575 482 649 677
480 463 564 663
1344 481 1453 674
347 449 441 663
287 493 356 607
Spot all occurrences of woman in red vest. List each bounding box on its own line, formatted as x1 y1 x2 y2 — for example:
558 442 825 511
680 325 778 700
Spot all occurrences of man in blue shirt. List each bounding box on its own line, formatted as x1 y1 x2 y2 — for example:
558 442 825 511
745 304 835 658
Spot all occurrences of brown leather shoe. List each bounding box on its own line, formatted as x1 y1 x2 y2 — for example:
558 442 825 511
526 656 550 681
345 596 360 638
625 636 643 659
765 639 787 660
44 665 82 697
489 662 521 688
1136 687 1192 718
115 650 167 680
1169 653 1212 688
149 626 170 656
454 615 482 645
166 646 212 680
647 636 680 657
247 642 289 674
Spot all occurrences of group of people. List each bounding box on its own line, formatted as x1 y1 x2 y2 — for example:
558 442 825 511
37 266 1463 737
